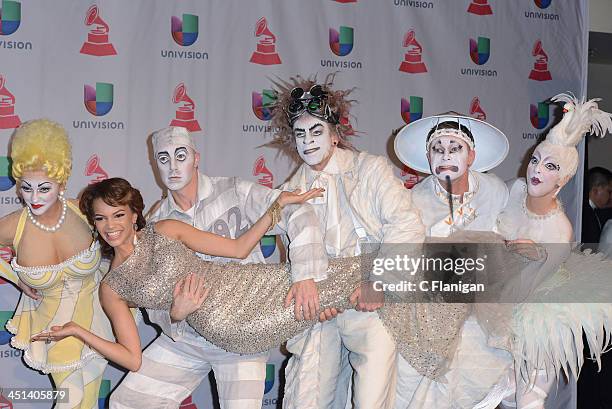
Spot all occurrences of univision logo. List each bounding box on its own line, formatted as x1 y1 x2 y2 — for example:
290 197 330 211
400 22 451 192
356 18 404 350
264 364 275 394
523 101 549 139
74 82 125 130
0 310 13 345
534 0 552 9
469 36 490 65
530 101 550 129
461 36 497 77
0 0 20 35
0 0 31 51
329 26 353 56
252 89 276 121
0 156 15 191
401 96 423 124
172 14 198 46
162 13 208 60
525 0 559 20
322 26 362 69
84 82 113 116
98 379 111 409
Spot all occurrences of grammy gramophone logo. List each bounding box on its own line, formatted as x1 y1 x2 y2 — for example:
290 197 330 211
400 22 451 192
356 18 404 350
79 4 117 56
249 17 281 65
467 0 493 15
0 74 20 129
469 97 486 121
169 82 201 132
253 156 273 188
85 154 108 184
399 29 427 74
528 40 552 81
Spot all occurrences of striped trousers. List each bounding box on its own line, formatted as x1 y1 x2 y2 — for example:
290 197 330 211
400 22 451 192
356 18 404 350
109 333 267 409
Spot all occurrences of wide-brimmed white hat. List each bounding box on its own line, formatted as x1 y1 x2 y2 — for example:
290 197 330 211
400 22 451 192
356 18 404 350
394 114 509 173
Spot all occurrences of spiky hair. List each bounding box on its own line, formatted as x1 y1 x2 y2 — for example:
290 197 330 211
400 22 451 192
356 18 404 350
269 73 357 160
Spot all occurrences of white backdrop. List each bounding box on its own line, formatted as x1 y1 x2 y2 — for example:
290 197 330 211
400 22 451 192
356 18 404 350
0 0 588 407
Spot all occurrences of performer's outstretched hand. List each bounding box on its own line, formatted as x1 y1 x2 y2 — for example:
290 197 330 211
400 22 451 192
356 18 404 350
170 272 210 322
350 282 384 312
277 188 325 207
285 278 320 321
31 321 81 343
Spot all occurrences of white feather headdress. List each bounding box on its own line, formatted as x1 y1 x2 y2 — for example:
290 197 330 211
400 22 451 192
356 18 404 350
537 92 612 182
547 92 612 147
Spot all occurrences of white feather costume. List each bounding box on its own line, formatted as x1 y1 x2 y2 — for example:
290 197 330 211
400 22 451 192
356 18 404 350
491 93 612 408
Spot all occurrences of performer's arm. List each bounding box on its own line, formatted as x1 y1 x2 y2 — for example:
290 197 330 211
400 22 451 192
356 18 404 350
243 180 328 320
350 157 425 312
155 189 324 259
32 283 142 371
243 180 329 282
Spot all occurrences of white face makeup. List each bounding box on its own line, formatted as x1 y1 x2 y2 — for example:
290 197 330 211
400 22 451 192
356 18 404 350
155 143 197 191
20 172 62 216
526 146 561 197
293 114 334 167
427 136 471 182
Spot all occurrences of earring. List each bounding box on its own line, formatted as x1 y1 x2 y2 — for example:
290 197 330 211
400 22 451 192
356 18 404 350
93 229 98 240
333 141 338 146
59 190 65 197
133 223 138 246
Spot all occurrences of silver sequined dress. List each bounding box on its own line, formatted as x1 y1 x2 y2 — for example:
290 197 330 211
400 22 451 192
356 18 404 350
103 225 467 378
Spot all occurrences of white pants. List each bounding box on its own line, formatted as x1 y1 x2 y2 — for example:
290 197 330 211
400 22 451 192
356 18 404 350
284 310 397 409
395 317 513 409
110 333 268 409
499 369 576 409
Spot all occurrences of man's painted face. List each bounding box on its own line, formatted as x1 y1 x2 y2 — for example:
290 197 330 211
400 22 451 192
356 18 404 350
155 143 197 191
526 146 561 197
427 136 471 182
293 114 334 167
20 170 62 216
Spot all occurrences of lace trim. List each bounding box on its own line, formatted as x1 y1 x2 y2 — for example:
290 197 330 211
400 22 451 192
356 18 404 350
11 240 100 275
9 334 104 374
520 185 564 221
5 318 17 334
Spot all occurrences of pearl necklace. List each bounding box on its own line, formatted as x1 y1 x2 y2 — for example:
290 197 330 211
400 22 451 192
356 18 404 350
521 191 563 221
27 196 67 232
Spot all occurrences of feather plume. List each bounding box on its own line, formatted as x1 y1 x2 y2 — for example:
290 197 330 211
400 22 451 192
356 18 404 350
547 92 612 148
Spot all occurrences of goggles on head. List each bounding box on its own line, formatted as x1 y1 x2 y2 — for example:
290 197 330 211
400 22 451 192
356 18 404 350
285 85 339 126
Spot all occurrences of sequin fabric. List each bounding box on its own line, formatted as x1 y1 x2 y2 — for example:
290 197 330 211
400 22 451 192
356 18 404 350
103 224 466 378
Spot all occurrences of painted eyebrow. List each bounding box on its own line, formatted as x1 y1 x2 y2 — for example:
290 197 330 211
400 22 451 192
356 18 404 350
309 123 324 132
21 181 52 187
174 147 189 154
157 151 170 156
293 128 306 132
